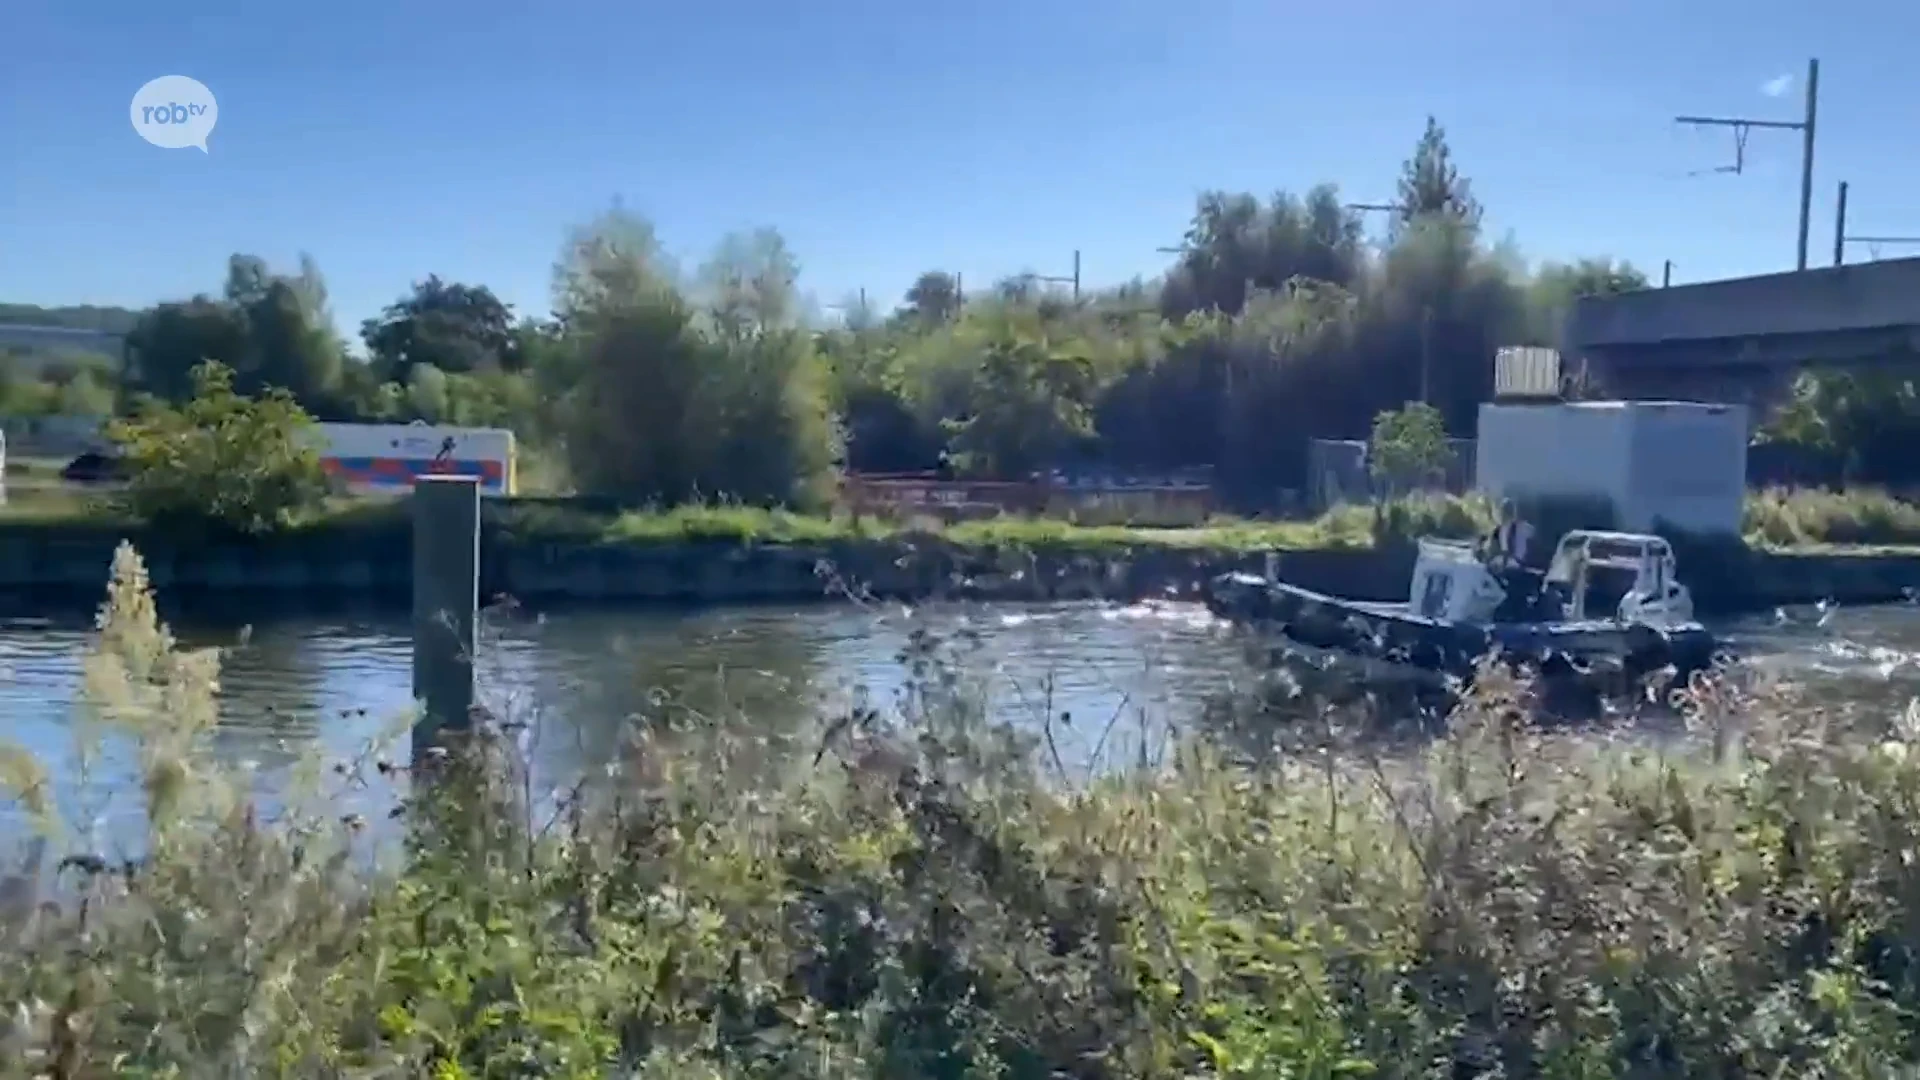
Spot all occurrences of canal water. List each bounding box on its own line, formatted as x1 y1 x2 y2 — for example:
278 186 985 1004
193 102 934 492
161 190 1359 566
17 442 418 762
2 596 1918 846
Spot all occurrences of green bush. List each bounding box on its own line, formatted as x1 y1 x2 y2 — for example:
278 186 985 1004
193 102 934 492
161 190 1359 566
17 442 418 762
105 361 330 535
1303 491 1494 548
1367 401 1455 495
1369 489 1494 546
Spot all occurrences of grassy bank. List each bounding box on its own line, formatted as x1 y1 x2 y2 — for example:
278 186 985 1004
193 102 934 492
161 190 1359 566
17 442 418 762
8 485 1920 554
5 546 1920 1076
1744 486 1920 548
0 490 1490 551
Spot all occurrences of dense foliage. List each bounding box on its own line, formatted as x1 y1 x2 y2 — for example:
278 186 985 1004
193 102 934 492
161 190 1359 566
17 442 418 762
5 546 1920 1076
0 119 1651 511
6 114 1914 505
1756 367 1920 487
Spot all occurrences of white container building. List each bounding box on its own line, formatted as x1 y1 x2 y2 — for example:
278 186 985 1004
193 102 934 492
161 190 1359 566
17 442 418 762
1474 400 1748 537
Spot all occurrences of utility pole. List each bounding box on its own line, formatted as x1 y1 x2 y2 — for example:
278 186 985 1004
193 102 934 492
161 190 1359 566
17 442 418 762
1020 249 1082 301
1662 260 1674 288
1831 181 1920 264
1674 57 1820 271
1346 201 1397 245
1833 181 1848 266
821 288 870 326
1155 242 1258 312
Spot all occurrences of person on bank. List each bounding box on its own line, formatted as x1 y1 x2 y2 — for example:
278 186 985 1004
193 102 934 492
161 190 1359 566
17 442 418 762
1480 499 1535 570
1480 500 1554 620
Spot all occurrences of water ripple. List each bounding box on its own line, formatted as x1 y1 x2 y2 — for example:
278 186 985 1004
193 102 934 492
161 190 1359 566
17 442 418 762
2 599 1917 847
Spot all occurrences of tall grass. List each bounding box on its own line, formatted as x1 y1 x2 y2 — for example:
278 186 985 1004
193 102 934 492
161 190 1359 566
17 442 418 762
1746 486 1920 548
5 544 1920 1075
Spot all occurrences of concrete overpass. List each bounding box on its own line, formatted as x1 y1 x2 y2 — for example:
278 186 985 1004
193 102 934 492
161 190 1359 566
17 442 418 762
1565 257 1920 409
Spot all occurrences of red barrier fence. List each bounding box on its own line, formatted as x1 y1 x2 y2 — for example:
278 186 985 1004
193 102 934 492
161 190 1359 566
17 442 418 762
841 473 1214 526
841 474 1047 519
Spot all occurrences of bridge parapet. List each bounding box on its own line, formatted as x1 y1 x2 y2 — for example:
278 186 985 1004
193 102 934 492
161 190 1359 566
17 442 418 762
1568 257 1920 351
1590 362 1798 435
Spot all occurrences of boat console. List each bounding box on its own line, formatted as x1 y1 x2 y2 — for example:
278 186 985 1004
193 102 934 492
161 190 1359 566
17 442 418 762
1408 530 1695 629
1544 530 1695 627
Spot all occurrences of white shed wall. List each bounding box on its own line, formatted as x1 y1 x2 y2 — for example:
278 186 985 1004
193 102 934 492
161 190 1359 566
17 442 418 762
1475 403 1634 512
1621 402 1748 536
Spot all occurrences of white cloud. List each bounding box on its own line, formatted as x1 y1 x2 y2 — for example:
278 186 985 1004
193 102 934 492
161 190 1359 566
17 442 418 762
1761 73 1793 98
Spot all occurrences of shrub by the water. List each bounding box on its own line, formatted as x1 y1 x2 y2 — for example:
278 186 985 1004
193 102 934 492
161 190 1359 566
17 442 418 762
105 360 330 535
5 544 1920 1074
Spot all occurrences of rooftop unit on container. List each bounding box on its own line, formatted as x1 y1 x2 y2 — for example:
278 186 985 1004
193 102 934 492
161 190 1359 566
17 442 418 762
1475 399 1748 537
1492 346 1565 402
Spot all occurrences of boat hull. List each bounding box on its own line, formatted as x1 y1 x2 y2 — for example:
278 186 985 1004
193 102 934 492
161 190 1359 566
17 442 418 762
1205 571 1721 692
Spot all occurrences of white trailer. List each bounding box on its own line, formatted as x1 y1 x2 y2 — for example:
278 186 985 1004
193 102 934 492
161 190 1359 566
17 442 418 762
308 422 517 497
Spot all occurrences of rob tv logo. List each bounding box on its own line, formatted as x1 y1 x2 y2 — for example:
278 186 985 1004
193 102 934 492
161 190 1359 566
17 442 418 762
129 75 218 152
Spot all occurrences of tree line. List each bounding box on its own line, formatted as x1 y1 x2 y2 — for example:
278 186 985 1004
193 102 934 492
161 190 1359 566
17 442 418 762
4 117 1909 509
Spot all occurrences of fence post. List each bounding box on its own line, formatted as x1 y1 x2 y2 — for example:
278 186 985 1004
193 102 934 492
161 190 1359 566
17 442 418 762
412 475 480 764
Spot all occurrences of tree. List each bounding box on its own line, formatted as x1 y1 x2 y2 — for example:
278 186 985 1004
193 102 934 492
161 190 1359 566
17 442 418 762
404 363 452 421
106 361 329 534
940 313 1098 479
126 297 251 402
129 255 349 415
1159 186 1365 318
553 214 841 507
222 253 274 308
0 357 117 417
361 275 521 382
902 271 962 325
698 326 843 506
552 205 677 329
699 228 801 338
239 279 343 406
1396 116 1481 230
1525 258 1650 346
1368 401 1454 494
1758 370 1920 485
52 366 115 415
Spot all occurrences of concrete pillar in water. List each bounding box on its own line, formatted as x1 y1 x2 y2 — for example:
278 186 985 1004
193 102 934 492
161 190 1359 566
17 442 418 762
412 475 480 761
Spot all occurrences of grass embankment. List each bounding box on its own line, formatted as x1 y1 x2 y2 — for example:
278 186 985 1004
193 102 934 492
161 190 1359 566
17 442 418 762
484 486 1920 552
8 484 1920 553
0 490 1490 552
1743 486 1920 549
5 544 1920 1076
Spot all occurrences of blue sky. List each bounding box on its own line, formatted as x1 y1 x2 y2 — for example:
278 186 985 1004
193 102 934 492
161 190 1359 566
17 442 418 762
3 0 1917 338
